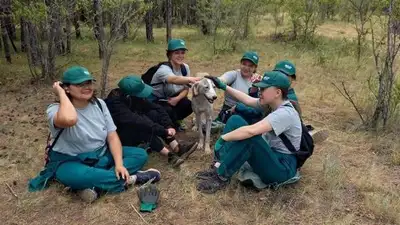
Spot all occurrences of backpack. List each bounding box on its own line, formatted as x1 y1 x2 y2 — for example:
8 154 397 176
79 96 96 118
141 62 187 86
278 104 314 169
44 98 103 165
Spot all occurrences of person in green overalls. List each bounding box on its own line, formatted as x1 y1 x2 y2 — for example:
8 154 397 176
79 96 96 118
196 72 301 194
28 66 161 203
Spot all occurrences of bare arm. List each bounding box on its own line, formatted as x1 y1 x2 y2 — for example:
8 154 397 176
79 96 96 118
166 75 201 85
174 88 189 101
221 119 272 141
107 131 123 167
225 86 259 108
52 82 78 128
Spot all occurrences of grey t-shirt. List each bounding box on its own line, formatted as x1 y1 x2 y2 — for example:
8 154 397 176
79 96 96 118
151 64 190 98
219 70 252 107
262 100 302 154
47 99 117 156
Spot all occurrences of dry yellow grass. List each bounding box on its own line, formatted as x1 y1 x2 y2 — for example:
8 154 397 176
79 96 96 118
0 19 399 225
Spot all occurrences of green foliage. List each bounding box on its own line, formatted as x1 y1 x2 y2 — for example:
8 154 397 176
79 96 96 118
286 0 321 41
12 0 47 24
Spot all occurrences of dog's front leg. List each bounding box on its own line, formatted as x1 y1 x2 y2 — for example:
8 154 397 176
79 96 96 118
196 113 204 150
204 115 212 154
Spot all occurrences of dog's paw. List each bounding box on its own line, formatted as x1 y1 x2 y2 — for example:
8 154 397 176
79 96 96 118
204 146 212 154
192 126 198 131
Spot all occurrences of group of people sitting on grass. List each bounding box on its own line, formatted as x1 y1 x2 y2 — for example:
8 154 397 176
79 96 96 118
28 38 328 202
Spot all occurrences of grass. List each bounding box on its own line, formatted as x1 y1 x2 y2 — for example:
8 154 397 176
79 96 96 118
1 18 400 225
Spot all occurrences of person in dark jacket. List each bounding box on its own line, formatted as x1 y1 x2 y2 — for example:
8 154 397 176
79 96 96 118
105 75 198 168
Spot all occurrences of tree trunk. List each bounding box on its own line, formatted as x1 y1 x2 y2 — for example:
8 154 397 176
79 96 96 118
166 0 172 42
73 10 81 39
93 0 105 59
1 17 11 63
121 22 129 41
65 0 74 53
20 17 27 52
46 0 57 78
145 0 154 43
100 48 111 98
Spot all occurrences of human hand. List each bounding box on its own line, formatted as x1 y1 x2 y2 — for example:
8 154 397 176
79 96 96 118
115 165 130 183
52 81 66 96
166 128 176 137
251 73 262 83
187 77 202 85
205 76 227 91
168 96 180 106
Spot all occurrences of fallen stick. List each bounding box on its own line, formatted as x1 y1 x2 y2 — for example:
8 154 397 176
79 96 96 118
130 203 149 225
5 182 18 199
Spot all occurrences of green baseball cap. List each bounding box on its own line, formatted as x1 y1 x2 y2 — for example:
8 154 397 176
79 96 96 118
167 39 187 51
62 66 95 84
253 71 290 89
241 51 259 65
118 75 153 98
273 60 296 77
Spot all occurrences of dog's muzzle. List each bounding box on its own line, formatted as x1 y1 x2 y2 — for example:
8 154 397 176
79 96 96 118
205 95 217 104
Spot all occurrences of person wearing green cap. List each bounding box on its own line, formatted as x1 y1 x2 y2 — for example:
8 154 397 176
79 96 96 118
273 60 329 144
273 60 301 115
150 38 202 131
28 66 161 203
194 72 302 194
215 51 262 123
105 75 198 168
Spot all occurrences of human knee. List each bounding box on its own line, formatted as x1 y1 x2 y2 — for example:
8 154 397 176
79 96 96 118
123 146 148 163
226 115 248 127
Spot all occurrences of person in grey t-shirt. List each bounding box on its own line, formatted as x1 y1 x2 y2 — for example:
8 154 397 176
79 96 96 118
150 39 201 130
28 66 161 203
216 51 262 123
195 71 301 194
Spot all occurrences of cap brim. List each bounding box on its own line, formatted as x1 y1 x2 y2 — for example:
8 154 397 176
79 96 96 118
169 47 188 51
241 57 257 65
69 77 96 84
252 82 271 88
135 84 153 98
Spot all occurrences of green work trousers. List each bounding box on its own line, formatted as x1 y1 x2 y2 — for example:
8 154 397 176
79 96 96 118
55 146 148 193
215 115 297 185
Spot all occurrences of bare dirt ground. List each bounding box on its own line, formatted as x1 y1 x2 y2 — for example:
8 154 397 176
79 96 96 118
1 26 400 224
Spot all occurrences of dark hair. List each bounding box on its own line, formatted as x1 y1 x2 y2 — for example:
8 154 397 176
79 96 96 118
279 88 289 100
166 50 173 60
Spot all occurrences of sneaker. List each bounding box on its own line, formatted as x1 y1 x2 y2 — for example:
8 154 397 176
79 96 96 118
168 153 185 168
134 169 161 185
195 166 217 180
196 171 229 194
78 188 98 203
311 129 329 144
176 142 198 159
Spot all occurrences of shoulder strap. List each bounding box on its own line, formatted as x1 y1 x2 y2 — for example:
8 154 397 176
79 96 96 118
180 64 187 76
278 102 299 153
95 98 103 112
47 128 64 152
278 132 297 153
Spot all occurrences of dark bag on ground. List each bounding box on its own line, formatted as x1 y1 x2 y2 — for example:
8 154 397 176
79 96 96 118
142 62 187 86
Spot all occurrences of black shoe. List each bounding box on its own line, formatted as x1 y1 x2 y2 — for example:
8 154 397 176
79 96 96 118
176 142 198 159
168 153 185 168
196 171 229 194
135 169 161 185
195 166 217 180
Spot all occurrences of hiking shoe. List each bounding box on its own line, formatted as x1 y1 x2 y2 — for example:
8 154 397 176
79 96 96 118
176 141 198 159
168 153 185 168
195 166 217 180
134 169 161 185
196 171 229 194
311 129 329 144
78 188 98 203
176 120 187 132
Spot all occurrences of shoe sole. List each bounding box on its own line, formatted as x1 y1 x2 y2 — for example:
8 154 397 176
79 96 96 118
311 129 329 144
78 189 98 203
136 168 161 183
180 142 199 160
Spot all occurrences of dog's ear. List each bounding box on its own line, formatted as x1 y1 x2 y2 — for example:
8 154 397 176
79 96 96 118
192 83 199 96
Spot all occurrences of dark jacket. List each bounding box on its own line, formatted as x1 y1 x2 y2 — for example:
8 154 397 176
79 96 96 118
105 89 173 139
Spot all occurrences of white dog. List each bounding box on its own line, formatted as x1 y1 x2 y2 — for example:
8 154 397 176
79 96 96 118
191 76 217 154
